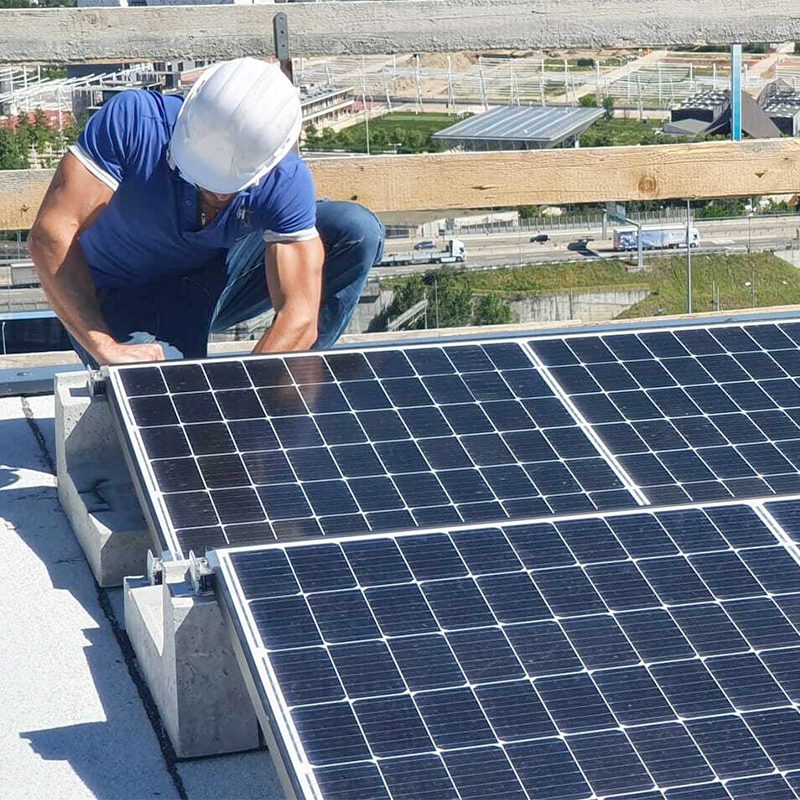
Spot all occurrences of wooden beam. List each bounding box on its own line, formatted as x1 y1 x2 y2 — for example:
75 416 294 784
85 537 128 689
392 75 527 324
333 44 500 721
0 1 799 63
2 139 799 230
0 169 50 231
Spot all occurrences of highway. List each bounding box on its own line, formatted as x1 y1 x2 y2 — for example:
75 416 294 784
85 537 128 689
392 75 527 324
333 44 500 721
378 215 800 276
2 215 799 310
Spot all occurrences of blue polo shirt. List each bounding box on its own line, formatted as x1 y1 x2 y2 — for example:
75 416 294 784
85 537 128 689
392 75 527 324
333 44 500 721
69 89 318 289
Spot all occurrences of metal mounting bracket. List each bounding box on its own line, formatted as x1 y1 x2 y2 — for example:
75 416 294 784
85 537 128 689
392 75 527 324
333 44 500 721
189 551 215 595
88 368 107 397
147 549 164 586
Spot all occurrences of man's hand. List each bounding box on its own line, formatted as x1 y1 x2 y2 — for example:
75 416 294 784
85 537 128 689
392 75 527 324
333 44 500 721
96 342 166 365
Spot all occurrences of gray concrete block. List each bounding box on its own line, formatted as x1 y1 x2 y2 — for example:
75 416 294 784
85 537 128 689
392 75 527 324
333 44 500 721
125 569 260 759
55 371 151 587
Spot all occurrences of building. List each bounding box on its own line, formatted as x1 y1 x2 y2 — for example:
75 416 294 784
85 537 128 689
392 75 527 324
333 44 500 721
298 86 355 131
758 78 800 136
664 80 800 139
432 105 604 151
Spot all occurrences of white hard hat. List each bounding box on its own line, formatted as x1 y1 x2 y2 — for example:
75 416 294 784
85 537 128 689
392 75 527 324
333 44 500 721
169 57 302 194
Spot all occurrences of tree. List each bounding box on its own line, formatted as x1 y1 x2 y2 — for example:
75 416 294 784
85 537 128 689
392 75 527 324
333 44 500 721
403 130 427 153
15 114 34 155
382 268 515 331
0 128 26 169
304 123 320 149
370 129 389 151
474 295 514 326
379 275 427 330
602 95 615 121
319 127 338 150
424 268 473 327
579 95 598 108
32 108 52 152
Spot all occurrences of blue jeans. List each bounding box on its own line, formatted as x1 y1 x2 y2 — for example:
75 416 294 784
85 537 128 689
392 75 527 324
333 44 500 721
73 200 384 367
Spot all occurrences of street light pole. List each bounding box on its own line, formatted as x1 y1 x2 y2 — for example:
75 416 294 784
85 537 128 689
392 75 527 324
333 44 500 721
636 221 644 271
686 199 693 314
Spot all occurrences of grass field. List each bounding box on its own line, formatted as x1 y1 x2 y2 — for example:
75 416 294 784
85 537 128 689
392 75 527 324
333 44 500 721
381 253 800 320
448 260 649 297
621 253 800 318
335 112 460 143
578 117 703 147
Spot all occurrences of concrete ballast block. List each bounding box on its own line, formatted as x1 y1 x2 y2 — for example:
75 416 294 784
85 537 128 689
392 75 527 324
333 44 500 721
55 371 152 587
125 567 260 758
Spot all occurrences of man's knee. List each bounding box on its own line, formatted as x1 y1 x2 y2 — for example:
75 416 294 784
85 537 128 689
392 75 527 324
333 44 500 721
318 201 385 273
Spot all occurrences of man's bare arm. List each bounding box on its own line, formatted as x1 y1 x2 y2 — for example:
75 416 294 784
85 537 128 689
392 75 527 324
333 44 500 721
28 153 164 365
252 237 325 354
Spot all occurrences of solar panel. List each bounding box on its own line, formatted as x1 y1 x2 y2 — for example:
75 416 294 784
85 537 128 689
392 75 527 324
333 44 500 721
527 319 800 505
213 499 800 800
106 340 638 558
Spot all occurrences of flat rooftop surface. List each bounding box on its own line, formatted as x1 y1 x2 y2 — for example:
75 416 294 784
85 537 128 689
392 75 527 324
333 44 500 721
0 394 286 800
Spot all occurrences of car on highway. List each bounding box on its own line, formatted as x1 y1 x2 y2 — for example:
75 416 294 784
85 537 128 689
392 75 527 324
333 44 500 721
530 234 550 244
413 240 437 250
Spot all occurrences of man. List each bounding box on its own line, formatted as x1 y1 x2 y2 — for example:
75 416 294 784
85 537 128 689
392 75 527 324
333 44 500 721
29 57 385 367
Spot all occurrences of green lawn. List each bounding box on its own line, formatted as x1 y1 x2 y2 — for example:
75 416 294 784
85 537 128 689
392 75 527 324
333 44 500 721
621 253 800 318
381 253 800 320
578 118 698 147
452 260 649 297
308 111 461 154
351 112 461 138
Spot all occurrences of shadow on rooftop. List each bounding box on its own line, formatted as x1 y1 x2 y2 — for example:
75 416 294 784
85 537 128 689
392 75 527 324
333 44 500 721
0 410 178 800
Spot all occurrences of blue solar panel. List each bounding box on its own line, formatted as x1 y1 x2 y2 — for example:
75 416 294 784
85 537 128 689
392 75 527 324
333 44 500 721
107 341 638 558
528 320 800 504
214 499 800 800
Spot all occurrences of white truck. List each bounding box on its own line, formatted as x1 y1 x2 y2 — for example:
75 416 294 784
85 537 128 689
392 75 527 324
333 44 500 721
613 225 700 251
378 239 467 267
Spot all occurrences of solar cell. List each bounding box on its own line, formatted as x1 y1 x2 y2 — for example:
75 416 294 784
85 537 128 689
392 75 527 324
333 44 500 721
214 499 800 800
527 319 800 504
108 340 636 557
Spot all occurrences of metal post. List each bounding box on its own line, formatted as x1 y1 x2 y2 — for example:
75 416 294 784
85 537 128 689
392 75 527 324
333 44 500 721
273 13 292 83
731 43 742 141
637 222 644 271
383 71 392 113
447 55 453 113
636 73 643 121
686 199 693 314
602 210 607 240
595 60 601 104
657 62 662 104
415 54 422 113
273 13 299 156
478 56 488 111
540 67 546 107
361 70 370 156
